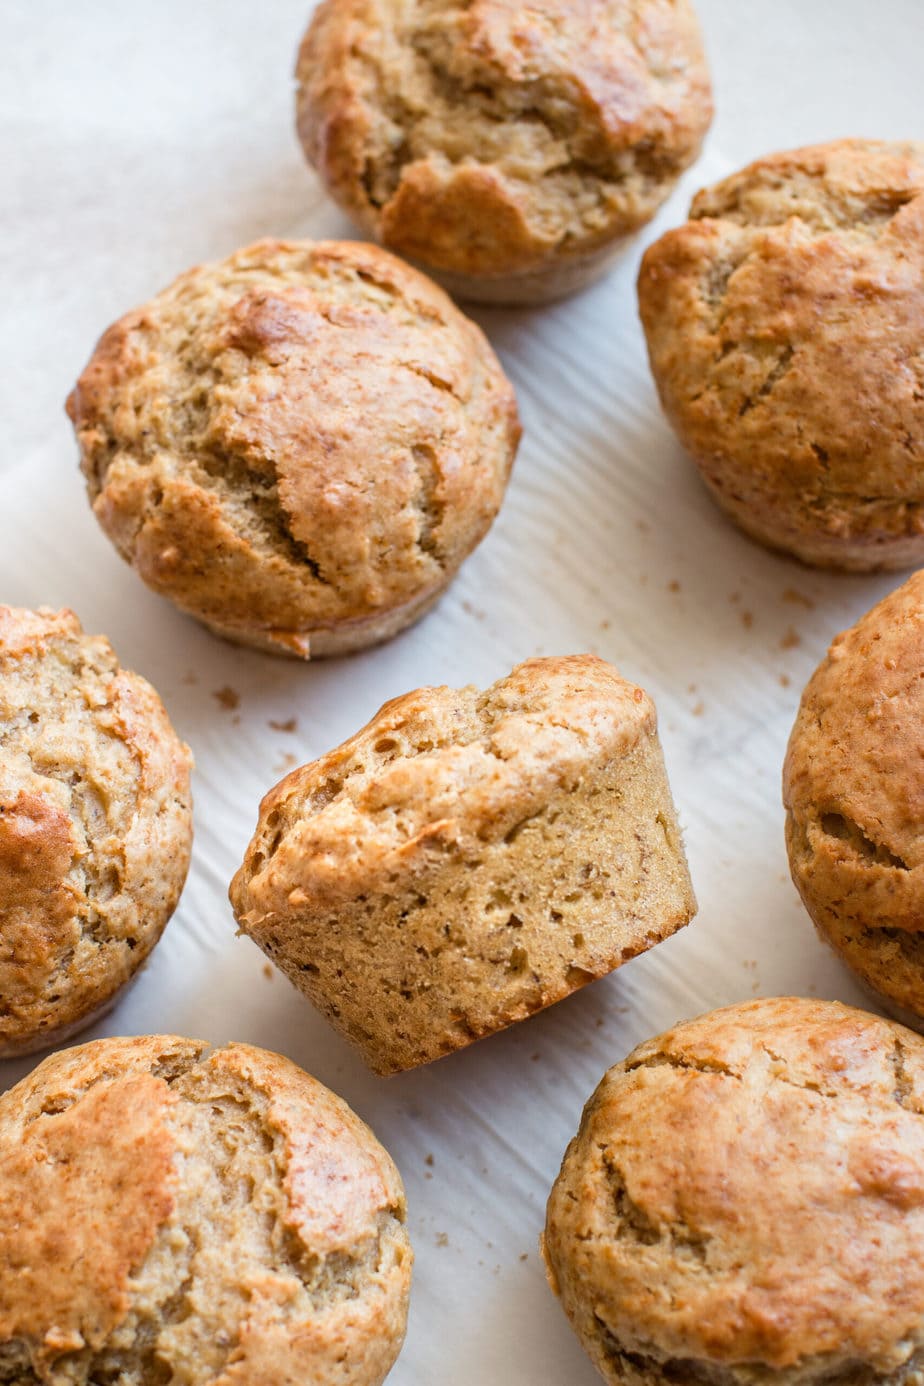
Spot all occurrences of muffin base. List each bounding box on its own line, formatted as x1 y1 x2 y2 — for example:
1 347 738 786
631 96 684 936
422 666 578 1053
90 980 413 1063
196 578 450 660
425 239 628 308
0 985 127 1060
698 460 924 573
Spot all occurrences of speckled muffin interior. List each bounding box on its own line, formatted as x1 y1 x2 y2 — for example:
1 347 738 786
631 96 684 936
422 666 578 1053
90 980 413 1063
0 606 192 1057
230 655 695 1075
67 238 520 657
543 996 924 1386
296 0 713 302
0 1035 411 1386
784 571 924 1021
638 139 924 570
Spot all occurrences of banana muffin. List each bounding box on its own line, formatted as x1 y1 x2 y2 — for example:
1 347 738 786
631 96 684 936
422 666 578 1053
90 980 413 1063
0 606 192 1057
784 572 924 1024
0 1034 412 1385
296 0 713 305
230 654 695 1075
543 996 924 1386
638 139 924 570
67 238 520 657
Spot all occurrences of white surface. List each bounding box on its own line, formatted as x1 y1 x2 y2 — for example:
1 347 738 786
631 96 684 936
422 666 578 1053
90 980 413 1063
2 4 922 1382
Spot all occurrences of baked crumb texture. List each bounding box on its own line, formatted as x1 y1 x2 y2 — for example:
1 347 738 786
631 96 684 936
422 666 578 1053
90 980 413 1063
230 655 696 1074
784 571 924 1021
0 606 192 1057
0 1036 411 1385
639 140 924 571
296 0 713 304
543 996 924 1386
67 239 520 657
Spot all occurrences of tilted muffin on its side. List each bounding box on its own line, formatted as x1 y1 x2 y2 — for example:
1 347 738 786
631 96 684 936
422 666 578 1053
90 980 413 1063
230 655 695 1075
0 1035 412 1385
543 997 924 1386
67 238 520 658
784 572 924 1024
0 606 192 1056
639 140 924 570
296 0 713 305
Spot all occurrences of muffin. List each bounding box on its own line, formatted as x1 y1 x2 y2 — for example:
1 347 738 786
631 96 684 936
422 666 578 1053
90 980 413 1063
543 996 924 1386
67 238 520 658
230 654 696 1075
0 606 192 1056
638 139 924 570
0 1034 412 1385
296 0 713 305
784 572 924 1024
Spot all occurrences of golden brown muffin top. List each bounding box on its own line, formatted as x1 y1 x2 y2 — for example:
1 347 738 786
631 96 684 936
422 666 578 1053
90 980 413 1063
0 606 192 1053
0 1036 411 1385
231 654 655 919
543 996 924 1382
68 239 519 654
784 569 924 932
638 140 924 537
297 0 712 277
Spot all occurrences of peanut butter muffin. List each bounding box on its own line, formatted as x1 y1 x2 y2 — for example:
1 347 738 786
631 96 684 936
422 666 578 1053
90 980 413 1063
638 140 924 570
543 996 924 1386
230 655 695 1075
0 1034 412 1385
0 606 192 1057
67 238 520 657
784 572 924 1023
296 0 713 305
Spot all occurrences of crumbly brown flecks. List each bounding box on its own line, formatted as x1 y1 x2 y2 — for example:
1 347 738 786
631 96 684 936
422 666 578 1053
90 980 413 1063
638 140 924 571
543 998 924 1386
784 572 924 1019
230 655 695 1074
0 1036 411 1386
296 0 713 284
0 607 193 1055
67 239 520 657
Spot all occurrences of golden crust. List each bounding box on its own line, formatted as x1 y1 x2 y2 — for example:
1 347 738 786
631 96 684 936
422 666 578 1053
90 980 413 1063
68 238 520 657
784 571 924 1017
638 140 924 571
296 0 713 303
0 1036 412 1386
0 606 193 1055
543 997 924 1384
230 655 696 1074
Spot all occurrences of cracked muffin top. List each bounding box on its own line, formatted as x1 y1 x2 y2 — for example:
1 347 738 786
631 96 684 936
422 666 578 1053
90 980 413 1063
784 572 924 1018
296 0 712 295
638 140 924 569
67 238 520 658
0 606 192 1056
232 654 657 915
0 1035 412 1386
543 996 924 1386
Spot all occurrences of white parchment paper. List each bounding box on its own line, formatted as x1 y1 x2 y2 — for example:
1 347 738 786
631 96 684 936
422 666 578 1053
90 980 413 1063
2 3 922 1381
